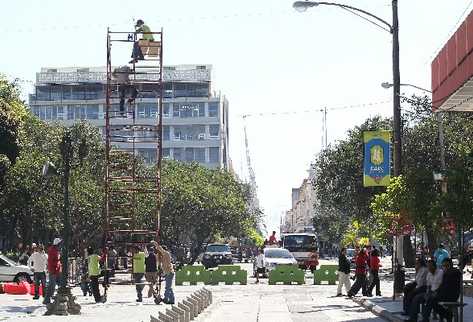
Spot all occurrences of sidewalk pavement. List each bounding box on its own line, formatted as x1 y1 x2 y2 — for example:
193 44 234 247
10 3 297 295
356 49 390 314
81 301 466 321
352 296 473 322
0 284 202 322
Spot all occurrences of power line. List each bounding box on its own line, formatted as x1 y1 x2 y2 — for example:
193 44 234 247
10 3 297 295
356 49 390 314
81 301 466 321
240 99 392 119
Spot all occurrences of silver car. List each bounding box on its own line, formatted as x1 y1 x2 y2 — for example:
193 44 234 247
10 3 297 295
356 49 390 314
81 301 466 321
253 248 297 277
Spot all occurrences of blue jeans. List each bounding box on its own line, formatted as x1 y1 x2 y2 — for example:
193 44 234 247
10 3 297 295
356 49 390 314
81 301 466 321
133 273 145 300
33 272 46 298
44 273 59 304
164 273 175 304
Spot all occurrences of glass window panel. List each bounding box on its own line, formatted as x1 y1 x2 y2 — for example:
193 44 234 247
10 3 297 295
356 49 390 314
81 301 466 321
40 107 46 120
163 148 170 158
173 148 183 161
209 147 219 163
209 125 219 137
195 148 205 162
87 105 99 119
63 87 72 100
163 126 170 141
50 87 62 101
185 148 194 162
163 103 170 117
57 106 64 120
37 87 50 101
208 102 219 117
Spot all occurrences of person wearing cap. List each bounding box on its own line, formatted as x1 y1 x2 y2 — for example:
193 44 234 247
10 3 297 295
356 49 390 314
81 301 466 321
129 19 154 64
28 244 48 300
44 238 62 305
132 245 146 302
156 245 175 304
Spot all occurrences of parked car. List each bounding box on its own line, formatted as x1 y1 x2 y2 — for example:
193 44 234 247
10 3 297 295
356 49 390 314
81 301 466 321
253 248 297 277
201 244 233 269
0 253 33 283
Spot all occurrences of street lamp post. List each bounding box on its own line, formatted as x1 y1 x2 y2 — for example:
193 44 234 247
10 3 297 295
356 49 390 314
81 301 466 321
294 0 403 297
42 129 81 315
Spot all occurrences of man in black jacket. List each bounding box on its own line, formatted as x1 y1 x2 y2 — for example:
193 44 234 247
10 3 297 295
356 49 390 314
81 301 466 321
336 248 351 296
422 258 461 322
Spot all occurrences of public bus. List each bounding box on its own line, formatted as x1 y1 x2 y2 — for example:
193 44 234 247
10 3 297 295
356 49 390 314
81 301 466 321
281 233 318 272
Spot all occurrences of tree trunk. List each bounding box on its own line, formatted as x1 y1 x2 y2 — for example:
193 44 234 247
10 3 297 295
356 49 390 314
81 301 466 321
426 228 437 257
403 235 416 267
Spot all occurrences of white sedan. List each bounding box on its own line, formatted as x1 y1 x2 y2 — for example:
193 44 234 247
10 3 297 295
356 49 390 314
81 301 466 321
253 248 297 277
0 254 33 283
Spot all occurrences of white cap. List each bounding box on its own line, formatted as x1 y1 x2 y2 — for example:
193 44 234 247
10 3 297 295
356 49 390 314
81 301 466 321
53 238 62 246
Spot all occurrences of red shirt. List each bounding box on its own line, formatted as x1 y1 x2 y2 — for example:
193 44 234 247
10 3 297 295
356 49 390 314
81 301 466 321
47 245 61 275
355 253 368 275
370 255 380 271
268 235 277 244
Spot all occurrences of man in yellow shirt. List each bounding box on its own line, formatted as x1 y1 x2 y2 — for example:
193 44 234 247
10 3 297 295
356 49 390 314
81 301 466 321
133 245 146 302
87 246 103 303
130 19 154 64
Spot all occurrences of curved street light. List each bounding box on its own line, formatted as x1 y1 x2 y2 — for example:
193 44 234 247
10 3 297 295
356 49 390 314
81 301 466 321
293 0 404 300
381 82 432 93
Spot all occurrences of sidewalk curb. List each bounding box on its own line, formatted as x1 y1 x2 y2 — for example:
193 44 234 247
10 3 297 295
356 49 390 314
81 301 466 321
352 297 404 322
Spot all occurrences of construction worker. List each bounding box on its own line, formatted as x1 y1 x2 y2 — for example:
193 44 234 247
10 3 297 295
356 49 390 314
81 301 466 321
133 245 146 302
130 19 154 64
87 246 103 303
112 66 138 117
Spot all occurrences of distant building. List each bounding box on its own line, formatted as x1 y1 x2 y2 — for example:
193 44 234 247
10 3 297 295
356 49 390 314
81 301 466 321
28 65 230 169
282 177 316 234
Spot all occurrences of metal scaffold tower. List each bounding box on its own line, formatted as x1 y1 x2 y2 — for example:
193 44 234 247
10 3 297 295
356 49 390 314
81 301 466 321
104 28 163 247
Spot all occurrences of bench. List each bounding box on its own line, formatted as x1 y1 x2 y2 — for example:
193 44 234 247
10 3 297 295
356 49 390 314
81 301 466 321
438 302 467 322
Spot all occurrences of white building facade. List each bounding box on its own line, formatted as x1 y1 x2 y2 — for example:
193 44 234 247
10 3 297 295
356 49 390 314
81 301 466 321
28 65 230 169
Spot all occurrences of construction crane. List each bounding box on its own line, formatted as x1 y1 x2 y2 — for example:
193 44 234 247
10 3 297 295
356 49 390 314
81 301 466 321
242 116 260 218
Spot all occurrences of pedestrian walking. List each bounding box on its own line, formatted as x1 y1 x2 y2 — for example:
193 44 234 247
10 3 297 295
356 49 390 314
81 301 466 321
336 248 351 296
367 248 381 296
156 245 175 304
44 238 62 305
28 244 48 300
255 248 265 284
347 248 368 297
87 246 103 303
145 246 159 298
132 245 146 302
80 248 92 297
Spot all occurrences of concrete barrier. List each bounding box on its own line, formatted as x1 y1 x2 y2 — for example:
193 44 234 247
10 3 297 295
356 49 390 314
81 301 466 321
178 302 191 322
175 266 211 286
171 306 186 322
268 264 305 285
314 265 338 285
211 265 247 285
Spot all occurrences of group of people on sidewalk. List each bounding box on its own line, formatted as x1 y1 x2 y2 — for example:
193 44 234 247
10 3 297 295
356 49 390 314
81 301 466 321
21 238 175 306
336 245 382 298
403 244 461 322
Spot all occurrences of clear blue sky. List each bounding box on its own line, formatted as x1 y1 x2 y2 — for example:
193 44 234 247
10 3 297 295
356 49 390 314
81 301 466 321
1 0 471 235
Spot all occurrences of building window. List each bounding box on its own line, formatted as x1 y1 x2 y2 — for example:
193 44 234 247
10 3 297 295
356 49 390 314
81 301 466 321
173 148 183 161
173 103 205 118
209 125 219 137
185 148 194 162
138 103 158 118
209 147 219 163
163 103 170 117
208 102 219 117
195 148 205 162
163 148 170 159
139 149 156 164
163 126 170 141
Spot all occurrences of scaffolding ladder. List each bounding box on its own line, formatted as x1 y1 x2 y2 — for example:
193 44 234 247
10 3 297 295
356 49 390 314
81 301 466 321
104 28 164 248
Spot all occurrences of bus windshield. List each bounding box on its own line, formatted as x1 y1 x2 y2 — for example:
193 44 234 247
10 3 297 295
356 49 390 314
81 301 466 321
283 234 317 252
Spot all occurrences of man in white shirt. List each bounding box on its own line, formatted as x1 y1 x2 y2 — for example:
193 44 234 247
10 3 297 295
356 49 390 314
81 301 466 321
28 244 48 300
407 259 443 322
403 258 428 314
255 248 265 284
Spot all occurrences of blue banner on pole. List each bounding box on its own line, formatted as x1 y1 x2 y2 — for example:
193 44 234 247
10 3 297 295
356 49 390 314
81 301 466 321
363 131 391 187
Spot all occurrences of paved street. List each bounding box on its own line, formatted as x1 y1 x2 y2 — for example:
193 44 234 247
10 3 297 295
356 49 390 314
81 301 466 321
196 262 389 322
1 260 392 322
